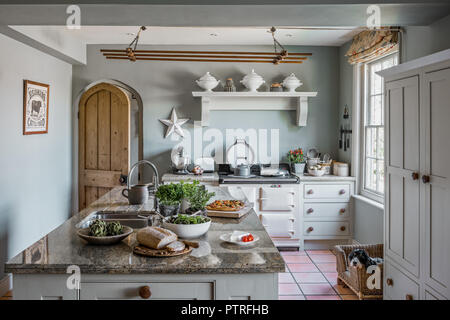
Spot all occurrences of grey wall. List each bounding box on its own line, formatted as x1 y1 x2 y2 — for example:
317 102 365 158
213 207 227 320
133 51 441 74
73 44 340 177
0 34 73 281
402 13 450 62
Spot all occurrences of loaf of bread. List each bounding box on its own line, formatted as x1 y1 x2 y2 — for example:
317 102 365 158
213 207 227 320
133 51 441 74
137 227 177 249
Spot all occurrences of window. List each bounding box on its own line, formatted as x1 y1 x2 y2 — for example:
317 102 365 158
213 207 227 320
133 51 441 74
361 52 398 202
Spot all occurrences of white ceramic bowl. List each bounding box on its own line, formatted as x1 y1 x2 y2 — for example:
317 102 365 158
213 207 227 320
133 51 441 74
308 168 326 176
162 218 211 239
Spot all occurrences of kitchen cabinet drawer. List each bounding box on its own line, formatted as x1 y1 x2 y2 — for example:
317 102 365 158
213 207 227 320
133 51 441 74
384 262 419 300
304 221 349 236
259 187 295 211
304 184 350 200
81 282 214 300
260 213 296 238
303 203 349 219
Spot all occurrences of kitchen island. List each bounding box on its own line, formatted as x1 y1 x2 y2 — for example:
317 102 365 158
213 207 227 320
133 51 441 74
5 187 284 300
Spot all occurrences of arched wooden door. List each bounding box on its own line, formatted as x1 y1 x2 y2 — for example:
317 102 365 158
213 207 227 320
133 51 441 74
78 83 130 209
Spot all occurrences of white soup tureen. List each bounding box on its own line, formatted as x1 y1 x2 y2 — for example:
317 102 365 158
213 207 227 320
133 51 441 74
240 69 265 92
281 73 303 92
196 72 220 92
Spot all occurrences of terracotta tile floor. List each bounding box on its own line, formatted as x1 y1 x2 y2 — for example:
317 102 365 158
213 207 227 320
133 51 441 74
279 249 359 300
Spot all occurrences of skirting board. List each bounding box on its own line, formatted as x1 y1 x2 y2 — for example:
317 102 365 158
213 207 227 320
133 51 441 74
0 274 12 297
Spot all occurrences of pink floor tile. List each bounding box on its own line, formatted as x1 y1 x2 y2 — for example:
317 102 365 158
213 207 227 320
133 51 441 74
306 295 341 300
279 283 302 295
332 284 354 295
279 295 306 300
279 272 295 284
323 272 339 284
292 272 327 283
309 254 337 263
283 255 312 264
306 250 333 255
341 295 359 300
288 263 319 273
316 263 337 273
299 283 336 295
280 250 307 256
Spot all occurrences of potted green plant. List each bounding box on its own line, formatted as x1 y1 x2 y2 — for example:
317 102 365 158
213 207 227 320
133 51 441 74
180 180 215 215
155 183 183 216
288 148 306 174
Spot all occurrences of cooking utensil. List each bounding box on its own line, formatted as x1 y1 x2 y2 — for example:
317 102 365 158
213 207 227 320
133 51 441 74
234 164 251 176
226 138 255 168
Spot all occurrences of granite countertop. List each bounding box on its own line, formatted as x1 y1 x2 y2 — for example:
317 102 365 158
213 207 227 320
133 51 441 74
5 186 284 275
162 172 219 185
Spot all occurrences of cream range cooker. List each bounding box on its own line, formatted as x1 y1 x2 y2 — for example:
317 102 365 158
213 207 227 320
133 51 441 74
219 164 302 248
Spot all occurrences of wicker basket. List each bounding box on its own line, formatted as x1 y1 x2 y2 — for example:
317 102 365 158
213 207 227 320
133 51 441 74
333 244 384 300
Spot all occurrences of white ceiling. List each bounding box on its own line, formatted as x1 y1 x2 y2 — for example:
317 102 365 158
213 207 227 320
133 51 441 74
11 26 361 47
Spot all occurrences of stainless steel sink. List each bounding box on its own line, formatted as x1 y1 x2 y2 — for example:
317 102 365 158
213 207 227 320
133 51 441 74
78 211 154 229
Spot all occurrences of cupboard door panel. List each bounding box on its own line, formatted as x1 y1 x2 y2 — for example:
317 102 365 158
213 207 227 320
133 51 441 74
423 68 450 298
385 76 420 278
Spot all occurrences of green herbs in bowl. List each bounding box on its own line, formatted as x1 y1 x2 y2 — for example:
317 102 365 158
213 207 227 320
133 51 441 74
167 214 210 225
162 214 211 239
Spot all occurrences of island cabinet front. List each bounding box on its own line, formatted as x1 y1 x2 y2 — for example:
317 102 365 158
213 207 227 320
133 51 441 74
12 273 278 300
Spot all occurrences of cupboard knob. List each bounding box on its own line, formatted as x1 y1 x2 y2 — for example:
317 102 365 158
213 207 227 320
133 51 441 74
307 189 314 195
386 278 393 286
340 226 346 231
339 208 346 214
339 189 346 195
405 294 413 300
422 175 430 184
307 208 314 214
307 227 314 232
139 285 151 299
411 172 419 180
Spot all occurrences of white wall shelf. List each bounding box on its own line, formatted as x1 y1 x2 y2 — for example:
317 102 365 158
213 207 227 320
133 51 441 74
192 91 318 127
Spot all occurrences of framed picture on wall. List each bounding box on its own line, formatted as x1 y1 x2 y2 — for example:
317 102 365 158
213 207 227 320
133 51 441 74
23 80 49 135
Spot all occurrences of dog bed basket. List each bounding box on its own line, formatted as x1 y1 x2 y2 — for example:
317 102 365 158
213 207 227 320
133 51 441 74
333 244 383 300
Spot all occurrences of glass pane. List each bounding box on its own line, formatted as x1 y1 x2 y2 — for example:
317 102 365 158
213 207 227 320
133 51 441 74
369 95 383 125
365 158 377 192
371 67 383 95
382 58 394 70
377 159 385 194
377 127 384 159
366 127 377 158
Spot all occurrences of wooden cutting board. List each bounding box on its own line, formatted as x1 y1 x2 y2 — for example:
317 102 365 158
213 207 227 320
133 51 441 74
207 204 253 218
133 245 193 258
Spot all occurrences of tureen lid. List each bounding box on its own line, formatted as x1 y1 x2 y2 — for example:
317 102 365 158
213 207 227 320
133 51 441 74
242 69 263 81
198 72 218 81
283 73 301 83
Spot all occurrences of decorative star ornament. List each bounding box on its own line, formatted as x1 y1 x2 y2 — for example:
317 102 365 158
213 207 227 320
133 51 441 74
159 108 189 138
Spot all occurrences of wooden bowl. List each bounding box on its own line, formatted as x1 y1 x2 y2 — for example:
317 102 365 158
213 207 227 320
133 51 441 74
77 226 133 245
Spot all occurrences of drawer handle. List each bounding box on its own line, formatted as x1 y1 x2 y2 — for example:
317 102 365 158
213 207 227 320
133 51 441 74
386 278 393 286
307 189 314 195
307 208 314 214
339 189 346 195
289 217 296 222
405 294 413 300
307 227 314 233
139 285 151 299
340 226 346 231
411 172 419 180
339 208 346 214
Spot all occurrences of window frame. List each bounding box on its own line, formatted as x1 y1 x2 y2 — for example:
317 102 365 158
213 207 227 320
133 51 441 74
359 52 399 203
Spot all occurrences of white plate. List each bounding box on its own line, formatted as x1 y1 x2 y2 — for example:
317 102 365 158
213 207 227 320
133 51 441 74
220 232 259 246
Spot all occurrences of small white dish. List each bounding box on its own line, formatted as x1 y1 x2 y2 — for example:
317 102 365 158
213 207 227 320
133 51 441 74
220 232 259 246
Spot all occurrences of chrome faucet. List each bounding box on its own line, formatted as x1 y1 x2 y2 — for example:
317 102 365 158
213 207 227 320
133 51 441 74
127 160 159 211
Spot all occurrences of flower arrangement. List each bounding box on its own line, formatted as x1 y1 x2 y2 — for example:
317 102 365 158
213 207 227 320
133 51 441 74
287 148 305 164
